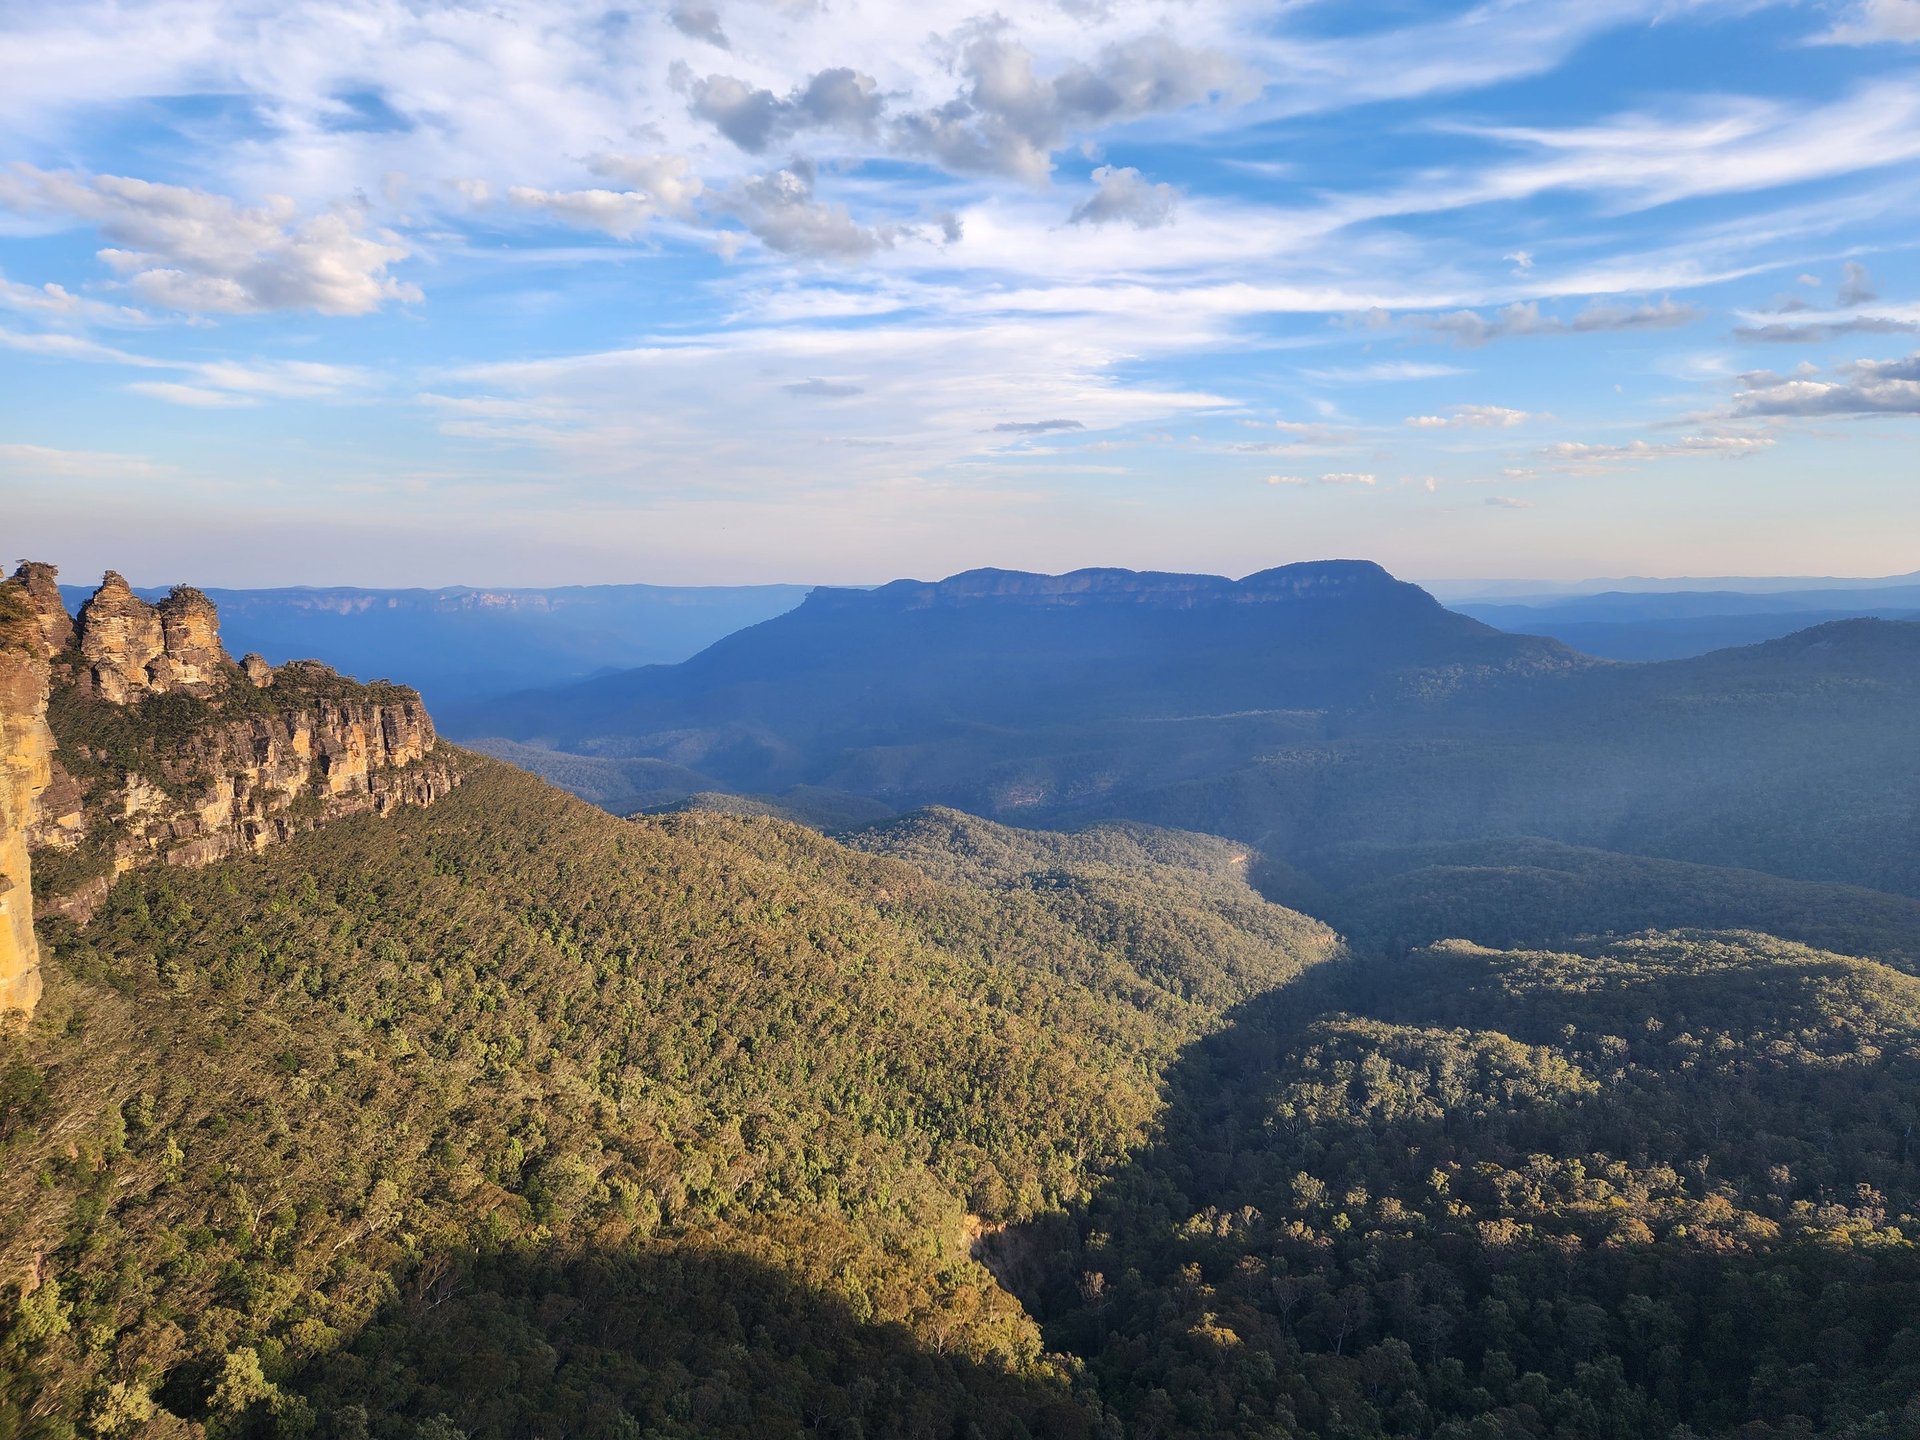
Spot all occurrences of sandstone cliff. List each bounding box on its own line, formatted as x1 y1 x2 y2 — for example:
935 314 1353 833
0 588 55 1016
1 563 464 1015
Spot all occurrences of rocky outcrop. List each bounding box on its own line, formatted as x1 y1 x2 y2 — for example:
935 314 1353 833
13 562 73 654
154 586 226 691
3 563 465 1012
76 571 233 703
45 669 457 915
0 579 57 1016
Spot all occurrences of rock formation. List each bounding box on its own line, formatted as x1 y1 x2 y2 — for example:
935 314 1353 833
13 561 73 653
1 562 465 1015
0 584 55 1017
154 586 227 691
76 571 234 702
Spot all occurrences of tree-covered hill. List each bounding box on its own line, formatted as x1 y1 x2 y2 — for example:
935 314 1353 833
1269 836 1920 972
1035 931 1920 1438
0 757 1336 1438
8 754 1920 1437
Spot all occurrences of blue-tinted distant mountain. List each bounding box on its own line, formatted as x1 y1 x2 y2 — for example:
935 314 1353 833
53 579 810 706
450 560 1585 775
459 562 1920 898
1455 582 1920 659
1428 568 1920 601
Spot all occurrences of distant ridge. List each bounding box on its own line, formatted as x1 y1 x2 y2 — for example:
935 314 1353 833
808 559 1426 609
54 578 812 706
450 557 1584 798
1430 567 1920 601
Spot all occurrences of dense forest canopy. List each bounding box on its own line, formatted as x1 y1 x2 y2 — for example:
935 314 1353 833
8 755 1920 1438
0 759 1334 1438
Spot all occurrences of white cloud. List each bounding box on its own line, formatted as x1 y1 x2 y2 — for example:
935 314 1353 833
190 359 368 398
0 326 161 365
506 186 664 239
1304 361 1470 383
0 273 153 326
1818 0 1920 43
1069 165 1177 228
723 159 895 260
1534 434 1775 472
1485 495 1531 509
1405 405 1539 428
0 165 417 315
1732 353 1920 416
127 380 259 408
1410 298 1699 346
439 312 1234 494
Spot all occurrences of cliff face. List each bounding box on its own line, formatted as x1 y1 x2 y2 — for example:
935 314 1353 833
0 607 55 1016
2 563 464 1014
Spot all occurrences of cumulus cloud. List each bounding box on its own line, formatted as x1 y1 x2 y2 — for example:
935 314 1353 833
994 418 1084 433
0 165 415 315
1732 353 1920 416
691 68 883 153
1404 405 1538 428
592 153 705 215
724 159 891 260
1069 165 1177 228
1411 298 1698 346
895 31 1248 182
784 378 864 397
669 1 730 49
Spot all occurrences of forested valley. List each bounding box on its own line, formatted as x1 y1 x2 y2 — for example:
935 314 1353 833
7 754 1920 1438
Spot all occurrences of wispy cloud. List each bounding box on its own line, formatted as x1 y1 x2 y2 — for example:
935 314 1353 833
1405 405 1540 429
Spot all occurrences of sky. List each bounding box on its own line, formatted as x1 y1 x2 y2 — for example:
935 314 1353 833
3 0 1919 588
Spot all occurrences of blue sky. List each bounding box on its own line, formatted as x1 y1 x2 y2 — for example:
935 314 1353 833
3 0 1919 587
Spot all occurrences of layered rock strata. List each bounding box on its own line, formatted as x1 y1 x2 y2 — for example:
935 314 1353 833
1 563 463 1015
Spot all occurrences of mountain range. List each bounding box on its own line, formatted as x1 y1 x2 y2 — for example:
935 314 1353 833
450 559 1920 899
